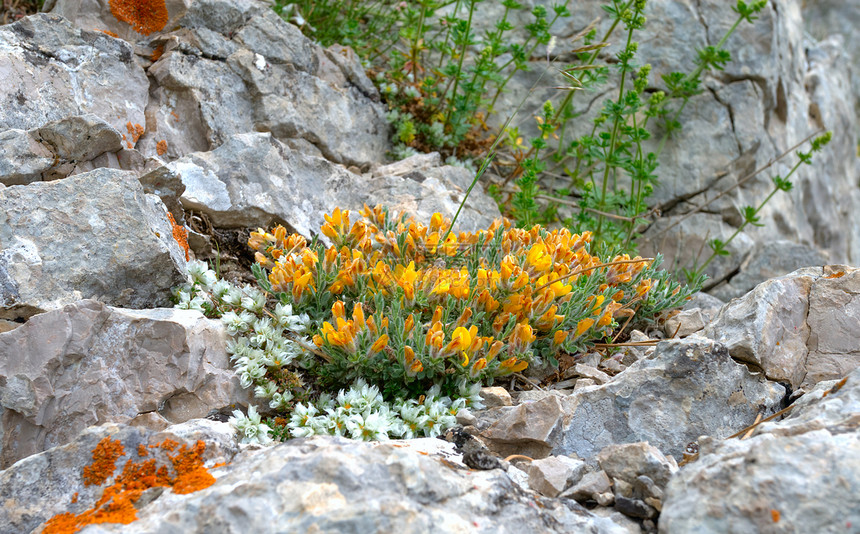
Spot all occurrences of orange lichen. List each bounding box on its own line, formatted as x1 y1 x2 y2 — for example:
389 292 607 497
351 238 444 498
170 111 180 121
98 29 119 38
43 437 217 534
137 444 148 457
126 122 145 143
771 509 781 522
70 493 78 504
156 139 168 156
108 0 168 36
82 437 125 487
150 44 165 62
166 212 190 261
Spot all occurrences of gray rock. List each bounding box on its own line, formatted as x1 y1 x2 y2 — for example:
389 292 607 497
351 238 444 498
573 363 611 385
0 420 237 534
47 0 193 40
526 455 587 498
804 1 860 126
710 241 829 302
16 431 632 534
614 496 657 520
703 265 860 390
34 113 124 166
0 129 54 185
596 442 678 493
0 14 148 139
660 366 860 533
552 337 785 463
0 168 188 320
561 469 613 503
141 4 390 167
0 299 250 468
480 394 564 459
479 386 513 408
662 292 725 338
168 133 500 236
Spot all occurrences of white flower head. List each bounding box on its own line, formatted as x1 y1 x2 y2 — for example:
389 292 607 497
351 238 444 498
229 405 273 445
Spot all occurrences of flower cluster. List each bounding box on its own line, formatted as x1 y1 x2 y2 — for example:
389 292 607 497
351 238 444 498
248 205 685 399
176 205 693 445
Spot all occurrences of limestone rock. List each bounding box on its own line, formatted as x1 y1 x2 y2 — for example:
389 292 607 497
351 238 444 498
552 337 785 463
660 366 860 533
703 265 860 390
141 1 389 167
0 300 250 468
0 168 188 320
596 442 678 492
0 14 148 143
662 292 725 338
526 455 586 498
480 395 564 459
168 133 500 236
8 428 631 534
46 0 193 41
0 420 237 534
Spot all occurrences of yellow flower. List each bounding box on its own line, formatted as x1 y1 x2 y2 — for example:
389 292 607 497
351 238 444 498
369 334 389 354
527 242 552 272
575 318 594 338
553 330 568 345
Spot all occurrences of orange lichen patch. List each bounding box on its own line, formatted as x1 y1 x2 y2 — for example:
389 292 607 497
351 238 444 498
156 139 168 156
150 44 165 62
82 437 125 487
70 493 78 504
771 509 781 522
108 0 168 36
170 111 179 121
825 271 845 279
98 29 119 38
137 444 148 457
43 438 217 534
126 141 133 149
166 212 190 261
126 122 145 143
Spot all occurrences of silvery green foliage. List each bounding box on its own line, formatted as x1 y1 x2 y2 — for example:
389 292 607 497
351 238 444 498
287 379 468 441
229 405 273 445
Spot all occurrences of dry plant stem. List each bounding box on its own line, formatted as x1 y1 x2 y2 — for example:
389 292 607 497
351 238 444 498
514 372 545 391
532 257 654 293
504 454 534 463
652 130 822 240
741 413 762 440
593 340 658 347
727 404 794 439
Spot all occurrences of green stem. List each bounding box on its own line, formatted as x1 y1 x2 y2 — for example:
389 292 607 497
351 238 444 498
444 0 477 129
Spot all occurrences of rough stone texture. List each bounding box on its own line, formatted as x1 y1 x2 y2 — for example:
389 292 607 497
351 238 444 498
4 425 631 534
141 1 389 167
662 292 725 338
703 265 860 390
479 386 512 408
526 455 586 498
0 420 238 534
551 337 786 463
0 168 187 320
596 443 677 493
0 14 148 141
169 133 500 236
803 1 860 125
561 470 613 503
660 366 860 534
0 129 54 185
480 395 565 459
0 300 251 468
710 241 829 302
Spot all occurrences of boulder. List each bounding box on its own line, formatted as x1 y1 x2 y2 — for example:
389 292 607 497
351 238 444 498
0 14 148 150
662 292 725 338
547 337 785 463
141 1 389 167
525 455 586 498
660 367 860 533
3 424 632 534
703 265 860 390
0 300 250 468
168 133 500 236
0 168 187 320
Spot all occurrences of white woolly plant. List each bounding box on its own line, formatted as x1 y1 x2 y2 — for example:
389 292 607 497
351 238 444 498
173 261 486 445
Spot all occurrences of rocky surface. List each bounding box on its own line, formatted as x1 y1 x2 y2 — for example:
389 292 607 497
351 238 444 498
0 168 188 320
479 337 785 463
1 0 859 532
660 367 860 533
0 299 250 468
703 265 860 390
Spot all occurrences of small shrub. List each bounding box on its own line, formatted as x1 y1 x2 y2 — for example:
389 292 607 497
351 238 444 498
175 205 696 443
